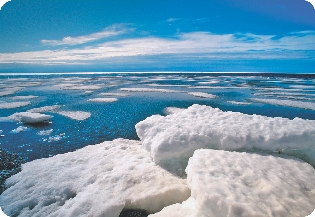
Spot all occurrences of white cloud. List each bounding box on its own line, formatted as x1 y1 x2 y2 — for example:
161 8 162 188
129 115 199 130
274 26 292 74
41 24 132 46
0 0 10 10
0 31 314 65
306 0 315 9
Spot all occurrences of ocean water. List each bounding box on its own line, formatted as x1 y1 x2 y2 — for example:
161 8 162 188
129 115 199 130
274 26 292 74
0 72 315 164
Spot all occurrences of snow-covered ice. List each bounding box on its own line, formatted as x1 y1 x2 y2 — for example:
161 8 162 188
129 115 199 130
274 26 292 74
27 105 62 113
9 112 53 123
37 129 53 136
99 92 130 97
163 107 186 115
57 111 91 121
136 104 315 174
187 92 217 98
10 126 29 133
10 95 38 100
185 149 315 217
0 101 31 109
227 101 251 105
121 88 182 93
0 139 190 217
0 87 24 97
87 98 118 102
251 98 315 111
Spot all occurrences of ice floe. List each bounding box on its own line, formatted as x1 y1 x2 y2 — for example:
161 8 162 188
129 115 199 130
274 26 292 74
37 129 53 136
250 98 315 111
227 101 251 105
136 104 315 175
87 98 118 102
57 111 91 121
0 87 24 97
10 95 38 100
27 105 62 113
163 107 186 115
0 139 189 217
121 88 182 93
187 92 217 98
0 101 30 109
187 149 315 217
99 92 130 97
10 126 29 133
9 112 53 123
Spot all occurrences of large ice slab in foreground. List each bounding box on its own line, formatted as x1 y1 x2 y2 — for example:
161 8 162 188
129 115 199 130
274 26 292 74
185 149 315 217
136 104 315 174
0 139 190 217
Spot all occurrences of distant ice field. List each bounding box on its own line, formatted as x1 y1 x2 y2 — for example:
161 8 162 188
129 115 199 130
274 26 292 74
0 73 315 163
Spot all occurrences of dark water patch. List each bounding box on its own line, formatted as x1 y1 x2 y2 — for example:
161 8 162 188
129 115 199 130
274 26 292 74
119 209 148 217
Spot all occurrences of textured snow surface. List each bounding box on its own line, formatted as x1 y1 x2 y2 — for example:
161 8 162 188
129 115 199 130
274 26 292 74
0 139 190 217
185 149 315 217
163 107 186 115
0 87 24 97
57 111 91 120
121 88 182 93
9 112 53 123
187 92 217 98
11 126 29 133
0 101 30 109
250 98 315 110
136 104 315 174
87 97 118 102
10 95 38 100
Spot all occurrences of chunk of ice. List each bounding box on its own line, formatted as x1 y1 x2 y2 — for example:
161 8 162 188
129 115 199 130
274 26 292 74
9 112 53 123
121 88 182 93
187 92 217 98
27 105 62 113
250 98 315 111
87 98 118 102
57 111 91 120
0 139 190 217
0 101 30 109
136 104 315 174
185 149 315 217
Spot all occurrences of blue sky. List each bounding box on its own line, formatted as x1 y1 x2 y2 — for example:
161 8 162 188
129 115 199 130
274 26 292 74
0 0 315 73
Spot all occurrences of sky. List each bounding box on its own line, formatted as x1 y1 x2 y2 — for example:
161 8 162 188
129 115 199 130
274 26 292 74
0 0 315 73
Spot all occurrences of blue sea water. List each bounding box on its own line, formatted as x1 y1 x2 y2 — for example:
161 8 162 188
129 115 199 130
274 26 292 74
0 72 315 162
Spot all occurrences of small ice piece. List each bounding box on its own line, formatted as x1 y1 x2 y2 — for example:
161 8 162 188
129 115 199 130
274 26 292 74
187 92 217 98
9 112 53 123
120 88 182 93
10 95 38 100
0 101 30 109
11 126 29 133
135 104 315 174
84 91 93 94
0 139 190 217
250 98 315 111
27 105 62 113
146 84 191 87
163 107 186 115
57 111 91 120
99 93 130 97
227 101 251 105
197 80 220 84
37 129 53 136
88 98 118 102
0 87 24 97
185 149 315 217
63 85 103 90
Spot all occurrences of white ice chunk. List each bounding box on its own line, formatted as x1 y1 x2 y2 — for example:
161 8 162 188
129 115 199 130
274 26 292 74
57 111 91 120
135 104 315 174
197 80 220 84
163 107 186 115
0 87 24 97
10 126 29 133
9 112 53 123
251 98 315 110
0 101 30 109
87 98 118 102
121 88 182 93
146 84 191 87
27 105 62 113
63 85 103 90
0 139 190 217
306 210 315 217
149 197 200 217
37 129 53 136
99 92 130 97
227 101 251 105
10 95 38 100
185 149 315 217
187 92 217 98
